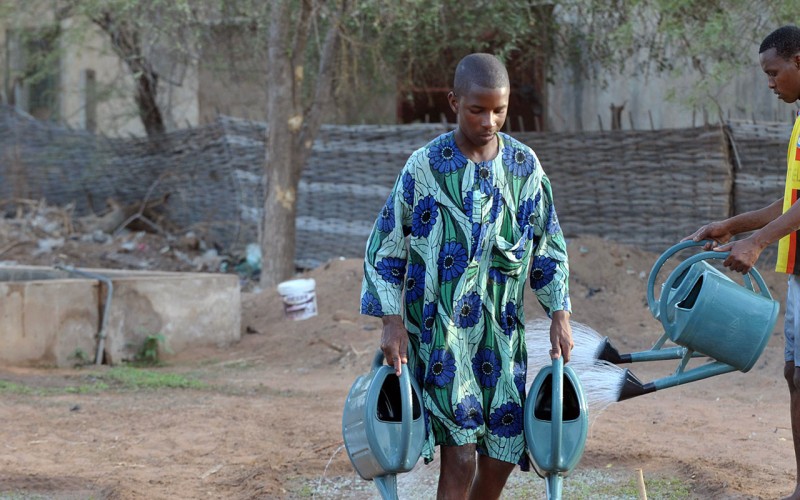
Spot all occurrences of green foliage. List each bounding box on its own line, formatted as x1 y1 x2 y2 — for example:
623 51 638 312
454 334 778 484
552 0 799 106
97 366 205 389
0 378 109 395
1 0 796 125
70 348 91 367
134 333 170 366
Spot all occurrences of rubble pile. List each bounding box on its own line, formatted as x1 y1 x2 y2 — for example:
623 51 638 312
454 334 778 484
0 198 249 277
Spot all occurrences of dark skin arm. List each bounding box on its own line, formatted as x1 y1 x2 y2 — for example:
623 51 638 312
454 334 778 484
683 197 800 273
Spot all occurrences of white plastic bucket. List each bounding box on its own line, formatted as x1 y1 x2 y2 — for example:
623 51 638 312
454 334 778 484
277 278 318 320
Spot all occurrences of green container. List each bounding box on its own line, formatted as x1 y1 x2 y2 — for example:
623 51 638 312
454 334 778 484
659 252 779 372
342 350 425 499
524 357 588 475
647 240 730 321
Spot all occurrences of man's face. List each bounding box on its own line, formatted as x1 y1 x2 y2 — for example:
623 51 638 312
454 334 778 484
760 47 800 103
448 84 510 147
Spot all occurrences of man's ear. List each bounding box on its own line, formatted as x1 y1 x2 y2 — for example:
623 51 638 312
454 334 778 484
794 53 800 69
447 91 458 114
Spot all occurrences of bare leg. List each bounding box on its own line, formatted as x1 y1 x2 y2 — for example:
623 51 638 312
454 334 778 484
468 453 516 500
437 444 476 500
783 362 800 500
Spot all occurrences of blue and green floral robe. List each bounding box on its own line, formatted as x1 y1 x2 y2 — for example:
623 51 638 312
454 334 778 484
360 131 571 467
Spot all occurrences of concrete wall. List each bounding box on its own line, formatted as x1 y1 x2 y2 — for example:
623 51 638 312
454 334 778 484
0 266 241 368
546 44 790 133
0 279 99 367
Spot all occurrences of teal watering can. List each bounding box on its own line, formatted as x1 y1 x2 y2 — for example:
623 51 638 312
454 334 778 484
342 350 425 500
524 357 589 500
597 240 780 401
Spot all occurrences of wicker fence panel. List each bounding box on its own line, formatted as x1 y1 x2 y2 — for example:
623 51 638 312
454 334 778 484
1 105 792 269
516 127 731 252
727 119 791 214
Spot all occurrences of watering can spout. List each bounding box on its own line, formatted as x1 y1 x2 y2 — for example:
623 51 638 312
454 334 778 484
618 369 656 401
596 337 631 364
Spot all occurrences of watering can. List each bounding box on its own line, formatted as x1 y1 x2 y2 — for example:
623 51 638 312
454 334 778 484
524 357 589 499
596 240 780 401
342 350 425 500
646 240 730 321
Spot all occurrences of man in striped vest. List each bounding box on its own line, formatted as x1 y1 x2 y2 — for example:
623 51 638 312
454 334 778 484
685 25 800 500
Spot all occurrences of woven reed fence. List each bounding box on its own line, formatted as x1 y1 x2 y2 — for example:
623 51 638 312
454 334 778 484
0 105 793 268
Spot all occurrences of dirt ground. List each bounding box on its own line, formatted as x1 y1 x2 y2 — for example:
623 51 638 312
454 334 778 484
0 232 797 499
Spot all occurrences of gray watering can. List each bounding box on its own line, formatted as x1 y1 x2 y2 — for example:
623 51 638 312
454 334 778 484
524 357 589 499
342 350 425 500
597 240 780 400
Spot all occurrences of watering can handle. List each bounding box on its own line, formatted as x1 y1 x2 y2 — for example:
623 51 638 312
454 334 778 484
646 240 713 317
550 356 564 472
371 349 415 471
658 251 772 332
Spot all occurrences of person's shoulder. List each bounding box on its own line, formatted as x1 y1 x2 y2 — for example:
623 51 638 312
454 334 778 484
498 132 536 155
405 131 456 166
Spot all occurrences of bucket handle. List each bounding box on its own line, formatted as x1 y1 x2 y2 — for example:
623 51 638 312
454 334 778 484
372 349 415 471
658 251 772 333
646 240 713 317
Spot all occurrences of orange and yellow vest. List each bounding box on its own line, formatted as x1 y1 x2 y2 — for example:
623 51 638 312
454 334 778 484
776 112 800 274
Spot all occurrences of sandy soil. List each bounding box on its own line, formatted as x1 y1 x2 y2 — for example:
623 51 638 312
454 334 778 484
0 234 796 499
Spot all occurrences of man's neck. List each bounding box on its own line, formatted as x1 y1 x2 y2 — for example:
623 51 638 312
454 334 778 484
454 130 498 163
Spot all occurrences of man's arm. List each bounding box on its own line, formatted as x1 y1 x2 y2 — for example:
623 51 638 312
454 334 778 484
684 197 783 247
716 197 800 273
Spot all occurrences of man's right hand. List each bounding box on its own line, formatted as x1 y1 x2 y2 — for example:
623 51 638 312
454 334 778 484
681 220 734 249
381 315 409 377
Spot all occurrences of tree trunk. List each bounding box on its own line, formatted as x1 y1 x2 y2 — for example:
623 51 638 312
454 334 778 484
92 12 166 138
260 0 345 287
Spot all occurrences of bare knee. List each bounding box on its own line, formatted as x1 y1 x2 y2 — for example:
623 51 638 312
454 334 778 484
438 444 476 498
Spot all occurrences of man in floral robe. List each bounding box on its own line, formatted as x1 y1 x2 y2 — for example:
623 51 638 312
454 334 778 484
361 53 573 499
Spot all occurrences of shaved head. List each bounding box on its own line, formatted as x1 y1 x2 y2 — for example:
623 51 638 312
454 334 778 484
453 53 509 96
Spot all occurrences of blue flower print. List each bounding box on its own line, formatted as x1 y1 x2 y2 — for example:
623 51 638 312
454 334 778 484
426 349 457 388
428 137 467 174
488 267 507 285
377 195 395 233
402 171 415 206
517 192 541 240
454 292 482 328
438 241 468 282
489 188 504 223
503 144 536 177
412 195 439 238
530 255 558 290
472 348 501 388
475 162 494 195
547 203 561 235
513 361 526 396
489 401 524 438
405 263 425 303
421 302 437 344
376 257 406 286
454 394 484 430
514 234 528 260
502 302 518 337
463 190 473 217
360 292 383 316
